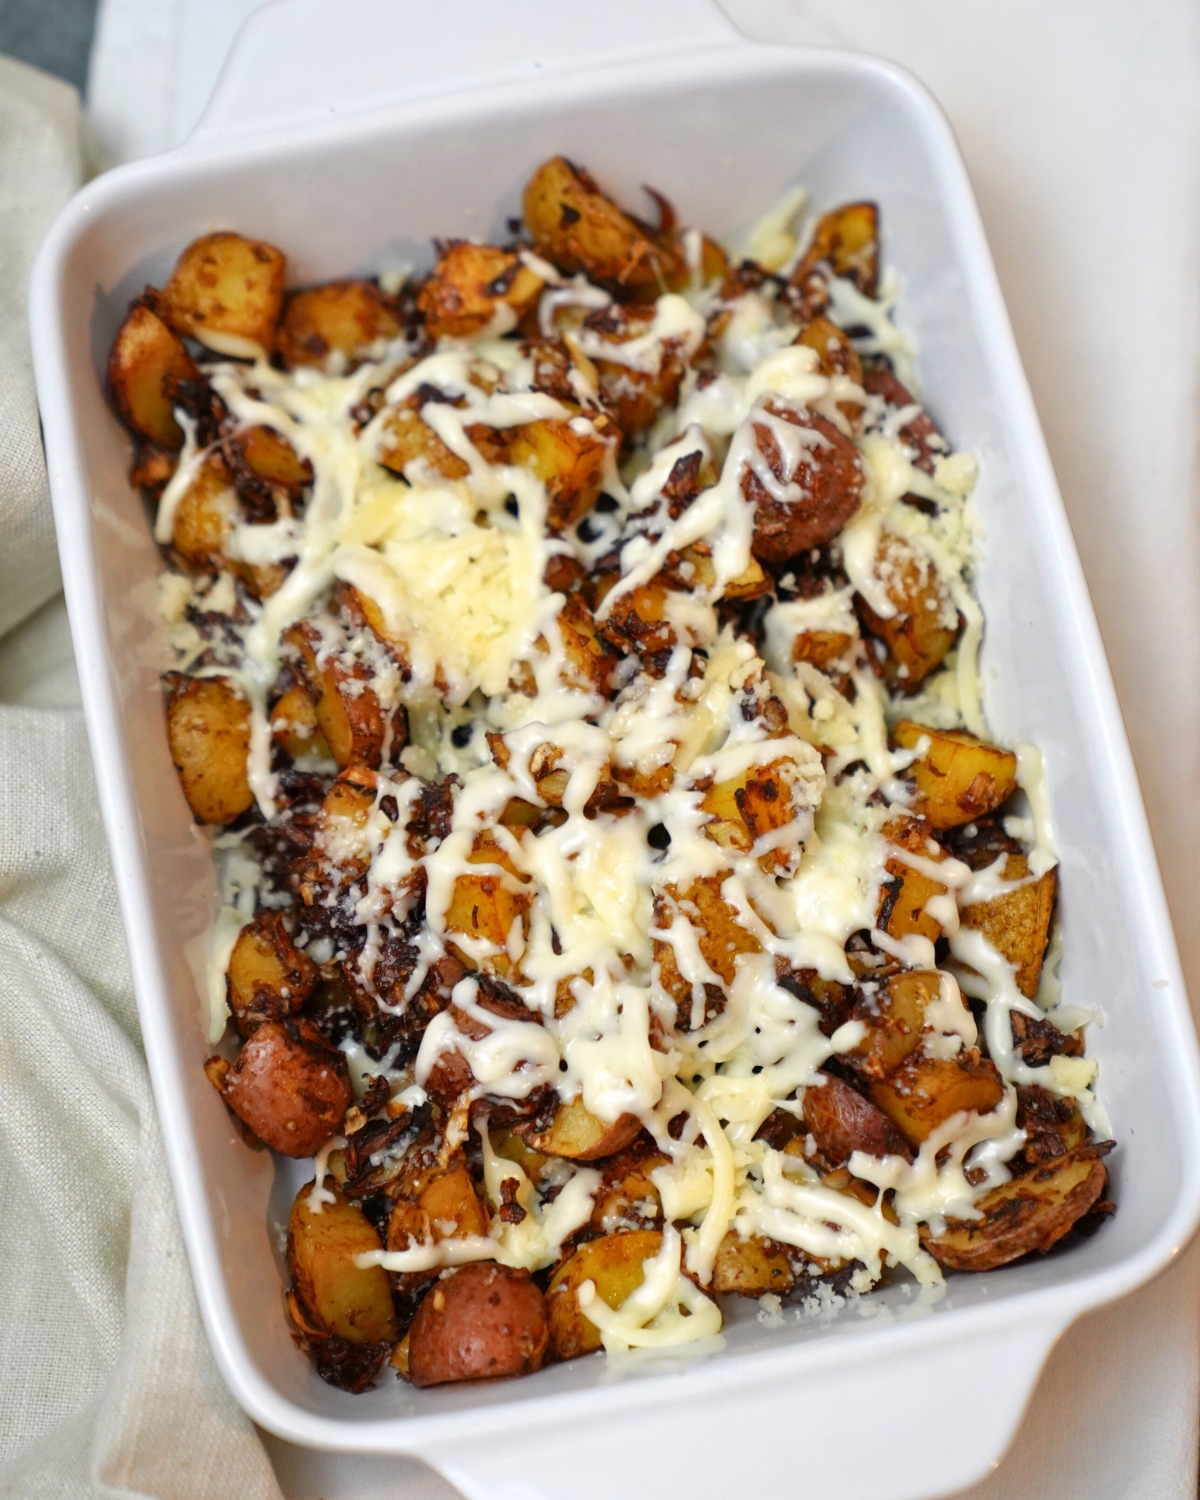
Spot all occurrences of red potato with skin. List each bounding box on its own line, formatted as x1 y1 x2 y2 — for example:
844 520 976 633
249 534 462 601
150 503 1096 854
408 1263 549 1387
802 1071 913 1165
219 1020 352 1156
744 402 865 564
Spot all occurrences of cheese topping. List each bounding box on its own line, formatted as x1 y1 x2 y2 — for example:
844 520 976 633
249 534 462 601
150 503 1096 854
161 185 1108 1362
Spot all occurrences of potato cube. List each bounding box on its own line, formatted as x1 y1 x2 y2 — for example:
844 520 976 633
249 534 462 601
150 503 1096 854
870 1050 1004 1147
893 721 1018 830
277 279 403 370
417 242 543 341
961 853 1056 997
162 231 286 356
108 302 199 449
163 672 253 825
546 1229 664 1359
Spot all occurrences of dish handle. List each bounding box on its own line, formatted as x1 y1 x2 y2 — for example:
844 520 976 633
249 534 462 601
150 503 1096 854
410 1314 1065 1500
188 0 744 149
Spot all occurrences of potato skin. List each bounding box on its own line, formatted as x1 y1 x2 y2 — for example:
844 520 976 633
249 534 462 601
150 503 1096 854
744 404 864 564
163 672 254 825
802 1071 912 1165
525 1096 642 1162
221 1019 352 1156
408 1263 548 1387
920 1150 1110 1271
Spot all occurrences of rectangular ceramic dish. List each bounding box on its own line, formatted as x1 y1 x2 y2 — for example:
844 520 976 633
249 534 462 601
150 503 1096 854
29 3 1200 1496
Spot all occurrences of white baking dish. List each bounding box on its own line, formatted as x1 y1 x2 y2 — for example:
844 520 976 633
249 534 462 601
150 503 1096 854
28 2 1200 1496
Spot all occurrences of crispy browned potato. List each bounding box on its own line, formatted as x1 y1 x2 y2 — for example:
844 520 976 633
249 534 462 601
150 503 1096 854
711 1232 794 1297
745 403 864 565
287 620 404 770
376 398 471 481
877 816 948 945
598 581 677 661
161 231 286 355
108 302 199 448
846 969 940 1081
270 682 331 762
546 1229 663 1359
219 1019 352 1156
553 302 688 438
227 912 318 1034
409 1263 548 1387
293 771 378 901
171 452 289 598
388 1161 490 1249
471 413 617 534
654 875 762 1005
557 594 620 697
802 1071 912 1164
163 672 253 825
921 1150 1110 1271
700 756 805 875
792 202 879 298
226 424 312 505
856 540 959 691
443 831 532 979
525 1096 642 1161
870 1050 1004 1148
523 157 685 301
961 853 1056 996
860 362 944 474
589 1145 668 1231
277 280 403 370
417 243 544 341
791 629 855 671
893 721 1019 830
288 1184 397 1345
795 315 865 425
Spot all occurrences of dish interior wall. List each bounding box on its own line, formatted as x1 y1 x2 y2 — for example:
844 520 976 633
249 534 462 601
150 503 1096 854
59 51 1180 1421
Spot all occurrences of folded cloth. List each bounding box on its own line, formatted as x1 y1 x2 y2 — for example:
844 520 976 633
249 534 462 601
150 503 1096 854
0 56 283 1500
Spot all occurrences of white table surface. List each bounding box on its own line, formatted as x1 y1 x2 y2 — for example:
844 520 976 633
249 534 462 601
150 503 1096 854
82 2 1200 1495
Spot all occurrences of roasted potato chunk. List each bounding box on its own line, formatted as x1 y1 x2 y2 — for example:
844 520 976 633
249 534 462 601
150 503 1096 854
270 682 330 762
711 1232 794 1297
388 1161 490 1249
791 628 855 672
471 413 617 534
792 201 879 299
277 279 403 371
920 1150 1110 1271
893 721 1019 830
171 451 288 598
227 912 318 1034
417 242 544 341
654 875 762 1006
877 816 949 945
421 979 539 1105
523 157 685 301
870 1050 1004 1148
163 672 253 825
443 831 532 978
409 1263 548 1387
108 302 199 448
846 969 940 1081
802 1071 912 1164
856 539 959 691
287 620 404 770
745 403 864 565
700 756 806 875
225 423 312 507
376 399 471 481
161 231 286 356
547 1229 663 1359
525 1096 642 1161
961 854 1056 996
219 1019 352 1156
288 1185 397 1345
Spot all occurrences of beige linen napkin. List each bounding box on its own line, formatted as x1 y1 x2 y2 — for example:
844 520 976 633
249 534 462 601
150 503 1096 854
0 56 282 1500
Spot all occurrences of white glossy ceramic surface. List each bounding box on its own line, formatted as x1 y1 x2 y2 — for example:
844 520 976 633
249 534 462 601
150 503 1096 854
28 3 1200 1497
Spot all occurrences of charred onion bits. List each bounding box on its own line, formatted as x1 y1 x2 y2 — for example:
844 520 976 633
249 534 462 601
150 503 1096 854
110 157 1115 1393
